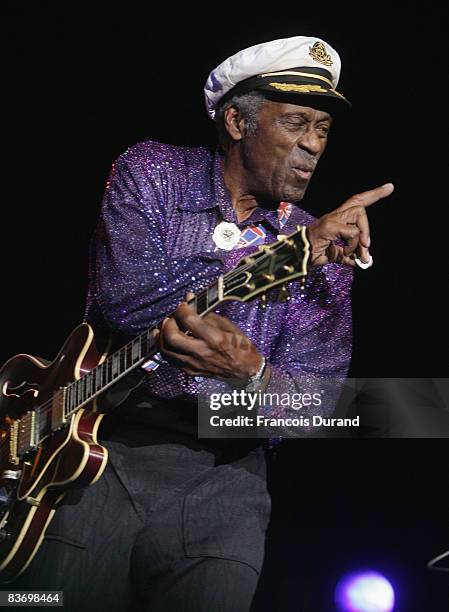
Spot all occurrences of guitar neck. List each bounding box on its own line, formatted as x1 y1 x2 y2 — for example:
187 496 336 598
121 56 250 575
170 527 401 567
62 278 224 421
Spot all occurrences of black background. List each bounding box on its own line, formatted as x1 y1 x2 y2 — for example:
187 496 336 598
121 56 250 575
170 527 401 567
3 4 449 610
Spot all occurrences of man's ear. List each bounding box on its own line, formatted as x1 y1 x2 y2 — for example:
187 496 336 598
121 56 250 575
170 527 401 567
223 106 246 142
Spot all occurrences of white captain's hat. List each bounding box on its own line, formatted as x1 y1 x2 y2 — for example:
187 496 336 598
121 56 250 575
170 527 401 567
204 36 351 119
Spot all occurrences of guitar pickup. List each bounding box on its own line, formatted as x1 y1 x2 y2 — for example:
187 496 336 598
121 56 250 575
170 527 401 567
51 387 67 430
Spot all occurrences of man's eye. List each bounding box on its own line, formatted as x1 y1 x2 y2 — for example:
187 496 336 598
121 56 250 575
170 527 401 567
316 126 330 136
285 121 305 129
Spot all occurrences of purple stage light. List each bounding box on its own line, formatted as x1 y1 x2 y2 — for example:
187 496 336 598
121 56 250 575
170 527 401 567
335 570 395 611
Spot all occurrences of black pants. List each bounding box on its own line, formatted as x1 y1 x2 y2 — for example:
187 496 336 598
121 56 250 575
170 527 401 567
15 436 270 612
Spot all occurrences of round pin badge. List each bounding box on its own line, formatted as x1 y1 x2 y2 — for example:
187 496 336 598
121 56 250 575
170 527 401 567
212 221 241 250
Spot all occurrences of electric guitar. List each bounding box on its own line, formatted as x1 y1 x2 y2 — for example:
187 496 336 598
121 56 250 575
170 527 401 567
0 226 309 581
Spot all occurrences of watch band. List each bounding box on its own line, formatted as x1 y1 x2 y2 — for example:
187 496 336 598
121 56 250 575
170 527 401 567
245 357 267 392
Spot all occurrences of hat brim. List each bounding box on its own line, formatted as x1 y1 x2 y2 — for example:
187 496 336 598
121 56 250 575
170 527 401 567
256 83 351 115
216 68 351 115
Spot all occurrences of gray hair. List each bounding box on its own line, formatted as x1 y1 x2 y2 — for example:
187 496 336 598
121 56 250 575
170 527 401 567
214 90 268 145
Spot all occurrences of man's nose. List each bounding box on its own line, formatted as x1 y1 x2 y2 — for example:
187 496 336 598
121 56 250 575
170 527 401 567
297 127 322 156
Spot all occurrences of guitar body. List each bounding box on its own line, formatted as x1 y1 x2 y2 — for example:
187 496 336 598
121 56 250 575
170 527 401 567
0 324 108 582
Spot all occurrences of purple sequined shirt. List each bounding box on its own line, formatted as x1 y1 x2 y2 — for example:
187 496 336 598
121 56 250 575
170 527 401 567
85 141 353 433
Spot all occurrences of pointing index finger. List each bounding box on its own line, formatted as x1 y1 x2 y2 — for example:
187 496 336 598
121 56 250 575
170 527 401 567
337 182 394 212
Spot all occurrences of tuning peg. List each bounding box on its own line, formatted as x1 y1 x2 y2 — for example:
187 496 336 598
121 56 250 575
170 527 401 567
277 234 294 247
262 273 275 282
277 284 290 302
243 256 256 265
260 294 267 309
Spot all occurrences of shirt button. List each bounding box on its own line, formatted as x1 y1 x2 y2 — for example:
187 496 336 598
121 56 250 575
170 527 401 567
195 376 204 382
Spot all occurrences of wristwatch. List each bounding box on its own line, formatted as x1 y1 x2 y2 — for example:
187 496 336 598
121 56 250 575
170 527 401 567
245 356 267 393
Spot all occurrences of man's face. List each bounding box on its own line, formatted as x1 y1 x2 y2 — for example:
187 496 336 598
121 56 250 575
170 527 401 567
240 100 332 204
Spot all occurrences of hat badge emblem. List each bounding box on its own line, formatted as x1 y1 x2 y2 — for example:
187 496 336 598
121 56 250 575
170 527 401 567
309 41 333 66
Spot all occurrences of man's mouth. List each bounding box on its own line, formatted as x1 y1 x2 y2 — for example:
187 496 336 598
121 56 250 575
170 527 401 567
292 166 314 181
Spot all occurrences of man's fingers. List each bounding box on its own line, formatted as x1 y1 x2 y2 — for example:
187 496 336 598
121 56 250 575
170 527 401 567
338 206 370 248
355 243 371 264
173 302 222 346
159 316 202 355
330 222 371 262
185 291 196 305
326 244 359 267
337 182 394 212
323 220 360 243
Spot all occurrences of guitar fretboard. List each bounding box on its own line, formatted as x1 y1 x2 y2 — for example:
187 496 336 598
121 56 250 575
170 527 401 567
62 281 223 420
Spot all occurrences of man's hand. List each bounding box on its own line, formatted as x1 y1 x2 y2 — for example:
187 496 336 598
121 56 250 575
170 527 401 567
306 183 394 267
156 295 263 383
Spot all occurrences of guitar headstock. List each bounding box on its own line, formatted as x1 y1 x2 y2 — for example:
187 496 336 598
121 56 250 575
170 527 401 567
222 225 310 303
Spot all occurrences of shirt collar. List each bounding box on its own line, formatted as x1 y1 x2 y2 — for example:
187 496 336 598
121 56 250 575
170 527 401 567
179 146 316 232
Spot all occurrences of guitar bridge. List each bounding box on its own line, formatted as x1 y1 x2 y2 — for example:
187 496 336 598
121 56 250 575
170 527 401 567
9 420 19 465
17 411 37 456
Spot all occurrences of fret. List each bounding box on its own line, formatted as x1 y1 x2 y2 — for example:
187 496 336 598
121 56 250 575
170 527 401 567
65 386 70 413
140 334 148 357
80 379 85 405
101 363 107 387
67 385 73 413
196 291 207 315
119 348 125 372
78 379 83 407
144 330 156 355
112 353 120 378
95 365 102 392
86 371 92 397
132 340 140 364
107 359 113 383
126 344 132 369
82 377 86 403
207 284 218 308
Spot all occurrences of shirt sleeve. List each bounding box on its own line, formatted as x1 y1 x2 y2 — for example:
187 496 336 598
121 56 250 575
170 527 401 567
85 151 226 339
259 264 353 437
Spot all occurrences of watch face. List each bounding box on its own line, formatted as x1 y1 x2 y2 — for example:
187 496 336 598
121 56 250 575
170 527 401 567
245 379 263 394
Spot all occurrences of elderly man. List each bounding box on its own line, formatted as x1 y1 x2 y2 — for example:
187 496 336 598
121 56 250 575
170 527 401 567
17 36 393 611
